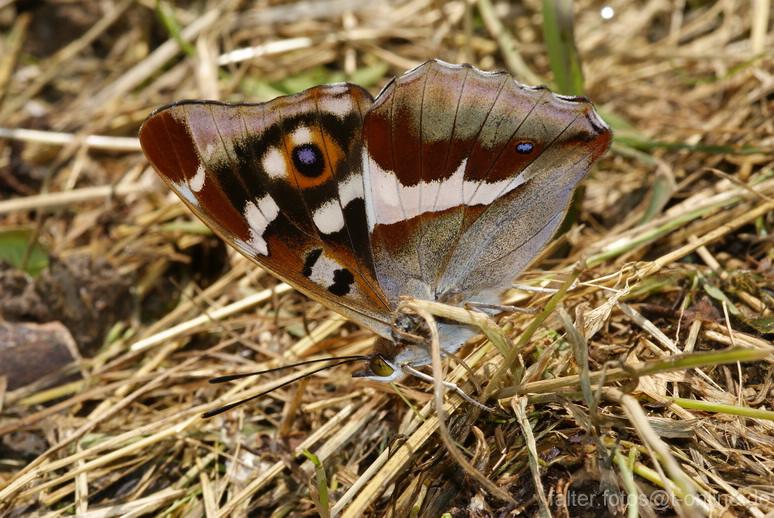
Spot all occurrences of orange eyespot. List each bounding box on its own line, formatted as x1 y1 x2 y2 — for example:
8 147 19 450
369 355 394 377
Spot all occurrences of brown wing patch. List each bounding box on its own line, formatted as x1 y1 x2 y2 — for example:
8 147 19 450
139 109 251 244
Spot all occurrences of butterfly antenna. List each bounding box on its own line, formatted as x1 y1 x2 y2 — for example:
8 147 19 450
208 355 369 383
202 358 363 418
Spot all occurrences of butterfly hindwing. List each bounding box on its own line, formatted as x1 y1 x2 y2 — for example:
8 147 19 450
363 61 510 302
363 60 612 306
139 87 393 337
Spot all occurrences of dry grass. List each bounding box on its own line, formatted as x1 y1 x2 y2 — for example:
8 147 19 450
0 0 772 516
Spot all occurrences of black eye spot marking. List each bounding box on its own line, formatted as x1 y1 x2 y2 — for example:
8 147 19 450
302 248 322 277
328 268 354 296
574 131 597 143
515 141 535 154
292 143 325 177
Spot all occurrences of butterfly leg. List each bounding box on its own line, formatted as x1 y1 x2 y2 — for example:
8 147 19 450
400 298 515 502
402 364 496 413
464 300 538 315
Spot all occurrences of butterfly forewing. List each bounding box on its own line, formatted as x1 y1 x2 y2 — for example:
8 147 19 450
139 89 393 337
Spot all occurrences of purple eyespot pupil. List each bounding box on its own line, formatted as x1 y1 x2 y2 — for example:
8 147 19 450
516 142 534 154
292 143 325 177
297 146 316 165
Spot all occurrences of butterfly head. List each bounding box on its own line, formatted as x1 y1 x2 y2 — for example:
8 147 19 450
351 314 435 383
351 310 474 383
352 353 404 382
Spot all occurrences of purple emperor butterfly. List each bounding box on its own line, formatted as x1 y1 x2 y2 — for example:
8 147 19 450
140 60 611 386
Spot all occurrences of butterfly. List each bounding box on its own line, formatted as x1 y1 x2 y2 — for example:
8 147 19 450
139 59 611 387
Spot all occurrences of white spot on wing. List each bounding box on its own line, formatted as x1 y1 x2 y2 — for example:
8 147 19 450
307 251 340 288
320 95 353 118
173 181 198 207
245 194 280 255
425 158 466 211
364 148 528 228
338 174 363 207
258 194 280 219
363 147 402 231
464 170 527 206
262 147 286 179
190 163 206 192
291 126 312 146
313 200 345 234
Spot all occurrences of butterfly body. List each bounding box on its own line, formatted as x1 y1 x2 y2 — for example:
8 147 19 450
140 60 611 381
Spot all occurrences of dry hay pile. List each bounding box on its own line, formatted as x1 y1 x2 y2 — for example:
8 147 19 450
0 0 772 516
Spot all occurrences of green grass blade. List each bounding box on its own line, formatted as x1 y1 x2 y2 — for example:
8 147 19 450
542 0 584 95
